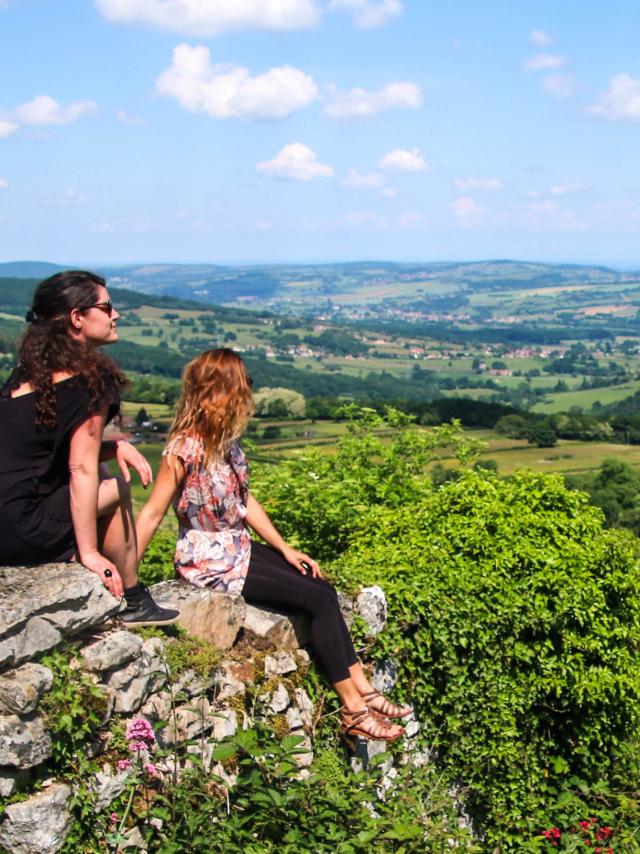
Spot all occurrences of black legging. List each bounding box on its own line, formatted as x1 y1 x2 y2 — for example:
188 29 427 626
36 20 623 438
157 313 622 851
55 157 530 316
242 542 358 684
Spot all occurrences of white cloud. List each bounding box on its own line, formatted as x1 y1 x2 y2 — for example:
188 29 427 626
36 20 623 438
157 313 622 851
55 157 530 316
454 176 503 192
524 53 566 71
343 169 396 197
0 120 19 138
41 188 87 207
550 182 586 195
255 219 273 231
329 0 402 29
450 196 484 225
343 169 385 188
95 0 320 36
343 210 389 228
156 44 318 120
379 147 428 172
589 73 640 121
15 95 97 125
324 81 422 119
530 29 553 46
0 177 7 189
256 143 334 181
115 109 145 126
542 73 575 99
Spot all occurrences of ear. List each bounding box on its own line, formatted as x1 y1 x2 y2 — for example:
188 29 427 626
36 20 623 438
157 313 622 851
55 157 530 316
69 307 84 331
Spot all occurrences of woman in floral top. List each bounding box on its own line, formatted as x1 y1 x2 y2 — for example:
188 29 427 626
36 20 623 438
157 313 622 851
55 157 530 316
137 349 411 742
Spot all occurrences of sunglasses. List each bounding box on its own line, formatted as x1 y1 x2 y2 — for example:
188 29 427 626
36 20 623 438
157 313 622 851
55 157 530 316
88 300 114 316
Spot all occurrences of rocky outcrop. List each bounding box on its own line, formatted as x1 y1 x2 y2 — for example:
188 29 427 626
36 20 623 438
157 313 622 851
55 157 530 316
0 562 407 853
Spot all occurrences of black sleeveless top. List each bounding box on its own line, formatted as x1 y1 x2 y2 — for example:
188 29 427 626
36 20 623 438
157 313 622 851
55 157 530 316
0 370 119 564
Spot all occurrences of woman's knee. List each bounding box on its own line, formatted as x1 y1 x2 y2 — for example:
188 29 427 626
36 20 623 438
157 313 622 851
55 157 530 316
97 475 132 516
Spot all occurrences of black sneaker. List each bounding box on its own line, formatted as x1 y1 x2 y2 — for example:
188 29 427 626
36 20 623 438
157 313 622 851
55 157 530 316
120 587 180 627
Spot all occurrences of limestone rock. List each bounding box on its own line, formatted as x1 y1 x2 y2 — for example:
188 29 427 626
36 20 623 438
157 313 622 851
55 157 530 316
355 586 387 637
0 768 30 797
160 697 211 745
174 668 214 699
81 630 142 673
0 565 121 671
212 662 246 701
291 732 313 768
0 663 53 715
286 706 303 731
293 687 315 729
122 825 147 851
209 708 237 741
242 604 310 650
371 659 398 695
141 690 173 722
264 652 297 678
337 590 354 627
103 638 166 713
150 581 245 650
349 736 389 773
0 782 72 854
296 649 310 668
262 682 289 715
0 714 52 769
91 764 132 812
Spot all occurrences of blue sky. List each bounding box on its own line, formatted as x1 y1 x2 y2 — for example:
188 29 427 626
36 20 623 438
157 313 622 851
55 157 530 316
0 0 639 266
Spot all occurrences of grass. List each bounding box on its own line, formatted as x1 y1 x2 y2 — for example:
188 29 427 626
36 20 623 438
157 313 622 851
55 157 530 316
531 379 640 413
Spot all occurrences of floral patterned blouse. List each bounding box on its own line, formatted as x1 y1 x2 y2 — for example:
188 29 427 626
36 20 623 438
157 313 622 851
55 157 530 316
163 434 251 594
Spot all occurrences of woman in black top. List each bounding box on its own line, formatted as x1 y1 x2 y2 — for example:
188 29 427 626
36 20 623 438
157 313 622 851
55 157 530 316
0 270 178 626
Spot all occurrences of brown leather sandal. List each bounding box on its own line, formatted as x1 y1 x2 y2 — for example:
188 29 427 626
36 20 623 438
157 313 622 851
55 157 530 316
340 707 405 742
360 691 413 720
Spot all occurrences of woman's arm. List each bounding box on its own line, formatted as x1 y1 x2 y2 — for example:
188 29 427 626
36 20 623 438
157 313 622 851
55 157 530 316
100 440 153 487
136 455 185 561
69 410 122 593
246 492 322 577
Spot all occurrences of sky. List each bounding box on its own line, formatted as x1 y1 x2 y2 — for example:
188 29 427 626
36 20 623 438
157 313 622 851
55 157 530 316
0 0 639 267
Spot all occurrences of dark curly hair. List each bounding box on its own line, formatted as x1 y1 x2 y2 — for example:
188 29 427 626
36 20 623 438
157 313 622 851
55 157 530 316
19 270 127 429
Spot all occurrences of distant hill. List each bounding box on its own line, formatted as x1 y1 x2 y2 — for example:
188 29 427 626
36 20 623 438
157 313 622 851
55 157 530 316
0 261 66 278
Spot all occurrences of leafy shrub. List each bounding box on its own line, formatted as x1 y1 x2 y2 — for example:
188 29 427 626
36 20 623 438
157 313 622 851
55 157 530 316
329 469 640 849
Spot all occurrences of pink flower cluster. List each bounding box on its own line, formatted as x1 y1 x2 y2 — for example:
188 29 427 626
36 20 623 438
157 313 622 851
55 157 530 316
541 818 614 852
125 718 156 752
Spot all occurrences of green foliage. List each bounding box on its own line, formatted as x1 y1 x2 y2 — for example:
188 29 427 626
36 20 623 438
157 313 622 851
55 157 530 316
253 405 482 562
39 647 110 770
329 469 640 848
138 528 177 586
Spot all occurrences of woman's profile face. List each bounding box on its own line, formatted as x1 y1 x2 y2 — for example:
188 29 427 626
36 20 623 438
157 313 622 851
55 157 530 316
71 285 120 346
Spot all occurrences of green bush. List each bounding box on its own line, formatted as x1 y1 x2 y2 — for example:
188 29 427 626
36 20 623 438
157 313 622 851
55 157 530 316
330 469 640 848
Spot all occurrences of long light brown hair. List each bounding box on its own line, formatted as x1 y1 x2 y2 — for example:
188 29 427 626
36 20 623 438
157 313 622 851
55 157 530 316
168 348 254 462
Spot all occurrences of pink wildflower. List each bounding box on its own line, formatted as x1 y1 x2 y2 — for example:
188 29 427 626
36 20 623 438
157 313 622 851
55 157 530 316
116 759 132 771
145 762 159 778
125 718 155 746
109 813 118 824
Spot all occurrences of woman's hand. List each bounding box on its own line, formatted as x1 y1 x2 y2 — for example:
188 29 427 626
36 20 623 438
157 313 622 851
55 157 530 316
281 545 323 579
115 441 153 488
80 549 124 598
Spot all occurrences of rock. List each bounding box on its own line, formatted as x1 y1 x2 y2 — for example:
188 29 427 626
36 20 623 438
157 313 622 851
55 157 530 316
295 649 310 668
209 709 237 741
210 761 238 788
355 586 387 637
263 652 297 678
337 590 354 627
160 697 211 745
0 782 72 853
150 581 246 650
80 630 142 673
0 663 53 715
141 690 173 722
0 714 52 768
286 706 303 730
0 565 120 671
242 604 310 650
404 715 420 740
122 825 147 851
91 764 132 812
173 668 214 699
262 682 289 715
371 660 399 695
212 662 246 701
103 638 166 713
350 736 389 773
293 687 314 729
0 768 30 797
291 732 313 768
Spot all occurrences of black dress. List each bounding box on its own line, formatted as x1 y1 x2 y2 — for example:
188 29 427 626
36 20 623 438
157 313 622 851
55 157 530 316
0 371 119 565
